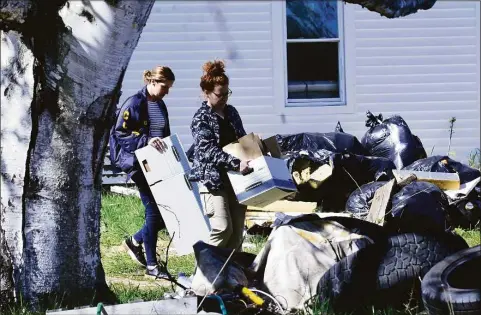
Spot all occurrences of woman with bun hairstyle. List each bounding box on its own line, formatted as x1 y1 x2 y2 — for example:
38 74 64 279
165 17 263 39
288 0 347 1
109 65 174 278
190 60 252 250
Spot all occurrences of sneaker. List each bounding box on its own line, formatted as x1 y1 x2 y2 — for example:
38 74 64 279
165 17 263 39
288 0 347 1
122 237 146 267
145 265 169 280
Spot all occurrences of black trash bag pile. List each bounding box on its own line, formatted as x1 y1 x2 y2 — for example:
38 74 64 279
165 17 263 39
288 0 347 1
386 182 454 234
276 132 368 156
345 181 388 219
403 155 481 184
361 111 427 169
284 150 396 211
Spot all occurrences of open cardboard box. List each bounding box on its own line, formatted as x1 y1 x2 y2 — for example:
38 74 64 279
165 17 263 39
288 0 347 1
222 133 282 160
223 133 297 208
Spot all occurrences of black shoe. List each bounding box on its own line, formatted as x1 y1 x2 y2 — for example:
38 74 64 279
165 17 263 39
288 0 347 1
122 237 146 267
145 265 169 280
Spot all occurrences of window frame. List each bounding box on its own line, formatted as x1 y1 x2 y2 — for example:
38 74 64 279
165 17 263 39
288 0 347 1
272 0 356 114
285 0 346 106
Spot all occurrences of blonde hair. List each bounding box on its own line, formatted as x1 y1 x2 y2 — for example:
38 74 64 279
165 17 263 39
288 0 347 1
143 66 175 84
200 60 229 92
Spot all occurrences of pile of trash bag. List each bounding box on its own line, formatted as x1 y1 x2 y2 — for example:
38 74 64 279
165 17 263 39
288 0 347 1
275 112 479 230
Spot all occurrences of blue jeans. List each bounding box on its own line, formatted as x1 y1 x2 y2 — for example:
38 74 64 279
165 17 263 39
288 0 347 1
131 172 166 266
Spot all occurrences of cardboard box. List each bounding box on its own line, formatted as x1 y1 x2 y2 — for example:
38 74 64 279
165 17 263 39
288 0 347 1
135 134 211 255
227 155 297 208
222 133 282 160
223 133 296 208
134 134 191 186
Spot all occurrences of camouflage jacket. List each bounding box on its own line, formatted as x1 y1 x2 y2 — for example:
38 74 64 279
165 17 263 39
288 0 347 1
189 101 246 191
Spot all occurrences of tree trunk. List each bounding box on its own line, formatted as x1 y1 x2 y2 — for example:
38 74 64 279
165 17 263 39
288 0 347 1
1 0 154 308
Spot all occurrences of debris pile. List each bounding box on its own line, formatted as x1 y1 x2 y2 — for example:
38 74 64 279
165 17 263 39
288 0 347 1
189 111 480 314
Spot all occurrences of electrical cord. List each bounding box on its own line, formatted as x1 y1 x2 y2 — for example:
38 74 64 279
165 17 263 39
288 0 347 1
248 288 284 314
206 295 227 315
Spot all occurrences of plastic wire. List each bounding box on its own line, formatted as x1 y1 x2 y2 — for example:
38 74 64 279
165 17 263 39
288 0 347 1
248 288 284 314
96 302 104 315
206 295 227 315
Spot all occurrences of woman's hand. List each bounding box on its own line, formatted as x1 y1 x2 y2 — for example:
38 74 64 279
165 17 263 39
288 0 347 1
148 137 168 153
239 159 253 175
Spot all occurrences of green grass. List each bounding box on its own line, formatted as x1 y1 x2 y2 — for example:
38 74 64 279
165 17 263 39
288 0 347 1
100 191 145 247
455 226 480 247
100 191 266 281
109 283 169 304
100 191 197 279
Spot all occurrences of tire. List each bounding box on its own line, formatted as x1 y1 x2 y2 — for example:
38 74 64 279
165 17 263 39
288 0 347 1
374 233 467 308
421 245 481 315
318 232 468 313
317 241 384 313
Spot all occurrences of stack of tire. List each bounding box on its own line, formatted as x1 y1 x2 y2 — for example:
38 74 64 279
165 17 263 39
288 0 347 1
316 221 480 314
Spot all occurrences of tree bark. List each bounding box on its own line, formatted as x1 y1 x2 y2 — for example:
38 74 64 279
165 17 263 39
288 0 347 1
1 0 154 309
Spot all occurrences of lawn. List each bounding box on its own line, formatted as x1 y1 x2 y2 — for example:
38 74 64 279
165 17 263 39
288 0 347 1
100 191 266 290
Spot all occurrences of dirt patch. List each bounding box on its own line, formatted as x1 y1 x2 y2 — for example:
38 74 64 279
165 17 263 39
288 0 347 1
106 276 172 288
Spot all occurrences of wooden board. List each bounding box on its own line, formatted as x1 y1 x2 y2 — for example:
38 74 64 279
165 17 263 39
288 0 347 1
110 186 140 197
392 170 460 190
247 200 317 213
366 179 395 225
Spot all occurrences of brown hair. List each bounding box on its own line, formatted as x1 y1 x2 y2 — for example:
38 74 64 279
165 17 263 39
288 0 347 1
200 60 229 92
143 66 175 84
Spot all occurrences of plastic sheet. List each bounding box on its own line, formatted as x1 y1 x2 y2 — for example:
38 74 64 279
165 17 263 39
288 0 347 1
361 111 427 169
344 0 437 18
191 241 256 296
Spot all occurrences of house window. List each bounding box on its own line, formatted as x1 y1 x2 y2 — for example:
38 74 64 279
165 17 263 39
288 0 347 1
286 0 345 106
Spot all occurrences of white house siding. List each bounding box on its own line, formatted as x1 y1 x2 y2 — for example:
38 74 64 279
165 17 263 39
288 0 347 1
119 0 480 164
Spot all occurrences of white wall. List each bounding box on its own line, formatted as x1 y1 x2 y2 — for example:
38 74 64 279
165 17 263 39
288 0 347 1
119 0 480 163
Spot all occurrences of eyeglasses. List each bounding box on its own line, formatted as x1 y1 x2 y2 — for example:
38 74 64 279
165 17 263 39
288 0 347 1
212 89 232 99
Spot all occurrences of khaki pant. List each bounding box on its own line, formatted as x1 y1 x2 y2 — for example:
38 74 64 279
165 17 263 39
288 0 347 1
200 187 247 250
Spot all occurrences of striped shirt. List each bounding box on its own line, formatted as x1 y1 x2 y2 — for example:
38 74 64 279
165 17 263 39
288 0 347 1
147 100 167 138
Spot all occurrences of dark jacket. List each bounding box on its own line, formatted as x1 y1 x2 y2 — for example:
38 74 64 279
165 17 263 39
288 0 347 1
109 86 171 179
190 101 246 191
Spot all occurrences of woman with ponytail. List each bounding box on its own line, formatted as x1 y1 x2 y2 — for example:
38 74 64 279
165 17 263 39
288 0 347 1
190 60 252 250
109 65 175 279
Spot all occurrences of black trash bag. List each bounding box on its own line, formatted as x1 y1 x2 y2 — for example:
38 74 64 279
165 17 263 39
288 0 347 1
386 182 453 234
450 184 481 229
246 224 273 237
403 155 481 184
276 132 368 156
284 151 396 211
345 181 388 219
335 121 344 133
361 111 427 169
191 241 257 295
